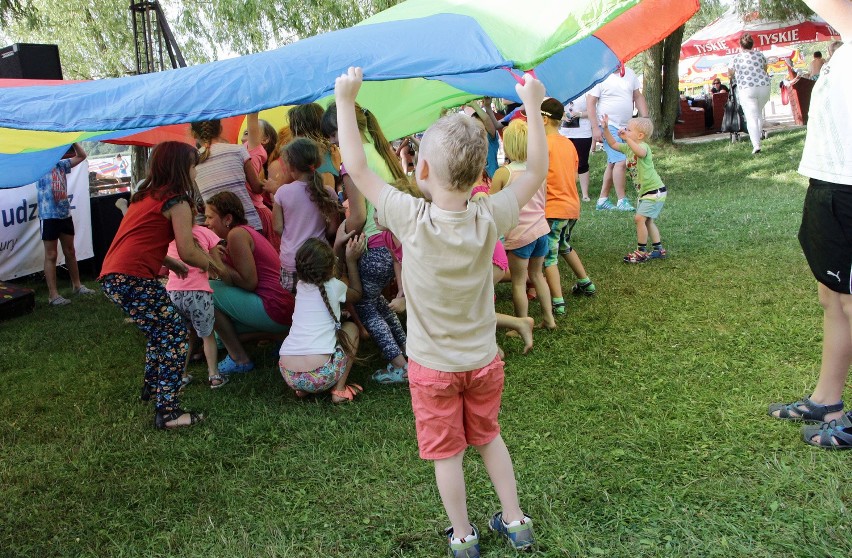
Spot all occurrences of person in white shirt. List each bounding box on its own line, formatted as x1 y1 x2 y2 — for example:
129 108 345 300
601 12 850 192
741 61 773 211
587 64 649 211
278 235 365 403
768 0 852 450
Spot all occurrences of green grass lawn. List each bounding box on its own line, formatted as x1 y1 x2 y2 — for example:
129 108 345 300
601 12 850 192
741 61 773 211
2 129 850 557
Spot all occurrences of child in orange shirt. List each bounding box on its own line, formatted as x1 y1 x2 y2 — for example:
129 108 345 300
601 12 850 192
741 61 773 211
540 98 597 315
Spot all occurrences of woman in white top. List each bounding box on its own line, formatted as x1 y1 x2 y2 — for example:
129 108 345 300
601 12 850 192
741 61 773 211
559 95 594 201
730 33 771 154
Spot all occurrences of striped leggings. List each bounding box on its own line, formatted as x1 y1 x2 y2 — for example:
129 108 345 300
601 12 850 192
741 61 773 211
354 246 406 362
101 273 188 412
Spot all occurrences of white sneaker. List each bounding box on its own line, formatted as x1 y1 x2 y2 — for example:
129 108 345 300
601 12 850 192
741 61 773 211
74 285 97 295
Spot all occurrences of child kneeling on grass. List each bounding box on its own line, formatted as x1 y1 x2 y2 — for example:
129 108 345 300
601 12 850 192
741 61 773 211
601 115 668 263
336 66 546 556
278 234 366 403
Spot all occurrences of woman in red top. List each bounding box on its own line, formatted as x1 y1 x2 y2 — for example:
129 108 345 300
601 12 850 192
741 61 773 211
100 142 217 430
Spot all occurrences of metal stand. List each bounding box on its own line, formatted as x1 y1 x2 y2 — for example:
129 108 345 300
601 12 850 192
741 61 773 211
130 0 186 74
128 0 187 183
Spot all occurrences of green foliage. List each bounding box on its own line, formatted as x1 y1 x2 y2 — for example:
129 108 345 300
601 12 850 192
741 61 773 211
0 0 36 27
1 0 403 78
3 129 852 557
733 0 812 20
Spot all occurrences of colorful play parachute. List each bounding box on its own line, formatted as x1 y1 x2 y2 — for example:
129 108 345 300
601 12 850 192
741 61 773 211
0 0 698 188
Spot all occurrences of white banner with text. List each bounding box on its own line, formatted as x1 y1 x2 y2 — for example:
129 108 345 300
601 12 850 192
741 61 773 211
0 162 93 281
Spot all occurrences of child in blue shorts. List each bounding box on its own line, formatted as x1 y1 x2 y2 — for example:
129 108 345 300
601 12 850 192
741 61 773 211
601 115 668 263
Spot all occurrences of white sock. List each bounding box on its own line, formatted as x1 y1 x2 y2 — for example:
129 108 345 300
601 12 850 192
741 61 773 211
597 197 608 203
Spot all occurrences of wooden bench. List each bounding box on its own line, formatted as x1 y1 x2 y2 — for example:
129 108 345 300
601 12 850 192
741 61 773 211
674 98 706 139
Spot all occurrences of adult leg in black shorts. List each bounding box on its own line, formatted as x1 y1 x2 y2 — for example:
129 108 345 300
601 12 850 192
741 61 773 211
569 136 593 201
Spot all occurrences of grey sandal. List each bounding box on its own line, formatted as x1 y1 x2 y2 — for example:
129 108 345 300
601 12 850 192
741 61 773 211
208 374 229 389
801 413 852 449
767 396 844 423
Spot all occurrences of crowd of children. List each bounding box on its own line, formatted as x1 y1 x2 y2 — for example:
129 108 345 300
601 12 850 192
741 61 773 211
81 67 677 555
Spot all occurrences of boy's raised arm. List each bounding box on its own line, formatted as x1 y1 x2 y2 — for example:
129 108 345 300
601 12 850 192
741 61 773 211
335 67 386 207
505 75 547 209
600 115 620 150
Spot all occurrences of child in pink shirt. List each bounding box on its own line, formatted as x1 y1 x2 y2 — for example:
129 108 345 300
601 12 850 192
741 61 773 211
273 138 340 293
165 223 228 388
242 113 279 251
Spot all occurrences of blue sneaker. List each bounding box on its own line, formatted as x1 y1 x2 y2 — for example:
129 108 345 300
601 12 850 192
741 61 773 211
489 512 534 551
217 355 255 374
649 248 667 259
616 198 635 211
372 362 408 384
595 198 616 211
446 524 480 558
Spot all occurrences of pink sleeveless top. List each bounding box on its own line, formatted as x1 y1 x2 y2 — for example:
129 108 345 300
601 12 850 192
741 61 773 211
500 162 549 251
471 183 509 272
227 225 294 325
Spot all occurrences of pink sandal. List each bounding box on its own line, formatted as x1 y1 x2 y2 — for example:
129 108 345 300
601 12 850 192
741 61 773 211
623 250 649 264
331 383 363 403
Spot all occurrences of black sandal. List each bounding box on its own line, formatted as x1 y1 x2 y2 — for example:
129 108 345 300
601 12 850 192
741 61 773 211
154 409 203 430
767 396 844 423
140 383 154 403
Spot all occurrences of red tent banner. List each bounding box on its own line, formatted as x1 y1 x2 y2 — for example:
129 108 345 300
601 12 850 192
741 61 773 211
680 8 839 59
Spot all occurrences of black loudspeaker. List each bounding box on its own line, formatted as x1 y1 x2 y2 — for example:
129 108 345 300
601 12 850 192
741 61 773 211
89 192 131 276
0 43 63 80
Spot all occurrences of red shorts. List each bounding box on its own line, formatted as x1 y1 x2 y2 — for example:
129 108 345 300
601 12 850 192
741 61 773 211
408 355 505 460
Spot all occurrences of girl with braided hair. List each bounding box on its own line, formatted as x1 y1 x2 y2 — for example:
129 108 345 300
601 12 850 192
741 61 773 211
190 119 268 238
279 236 366 402
272 138 341 293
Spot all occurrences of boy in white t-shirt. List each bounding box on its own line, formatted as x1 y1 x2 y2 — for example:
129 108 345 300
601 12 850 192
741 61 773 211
335 67 548 556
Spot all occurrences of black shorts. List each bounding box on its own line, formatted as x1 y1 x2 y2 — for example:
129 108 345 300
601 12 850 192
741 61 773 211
569 137 593 174
40 217 75 241
798 178 852 294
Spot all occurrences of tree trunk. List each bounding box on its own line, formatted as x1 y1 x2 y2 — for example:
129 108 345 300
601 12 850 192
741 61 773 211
643 24 686 142
131 145 149 187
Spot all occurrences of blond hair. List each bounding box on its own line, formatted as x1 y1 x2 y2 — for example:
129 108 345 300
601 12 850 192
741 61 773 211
630 117 654 138
421 113 486 192
502 120 528 162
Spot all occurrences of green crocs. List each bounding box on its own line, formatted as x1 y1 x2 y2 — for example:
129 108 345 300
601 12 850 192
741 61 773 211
571 280 596 296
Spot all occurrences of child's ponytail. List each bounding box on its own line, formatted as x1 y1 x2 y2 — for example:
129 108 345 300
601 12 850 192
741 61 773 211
321 102 407 184
284 138 340 223
190 119 223 164
318 283 358 358
362 107 407 183
295 238 357 358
